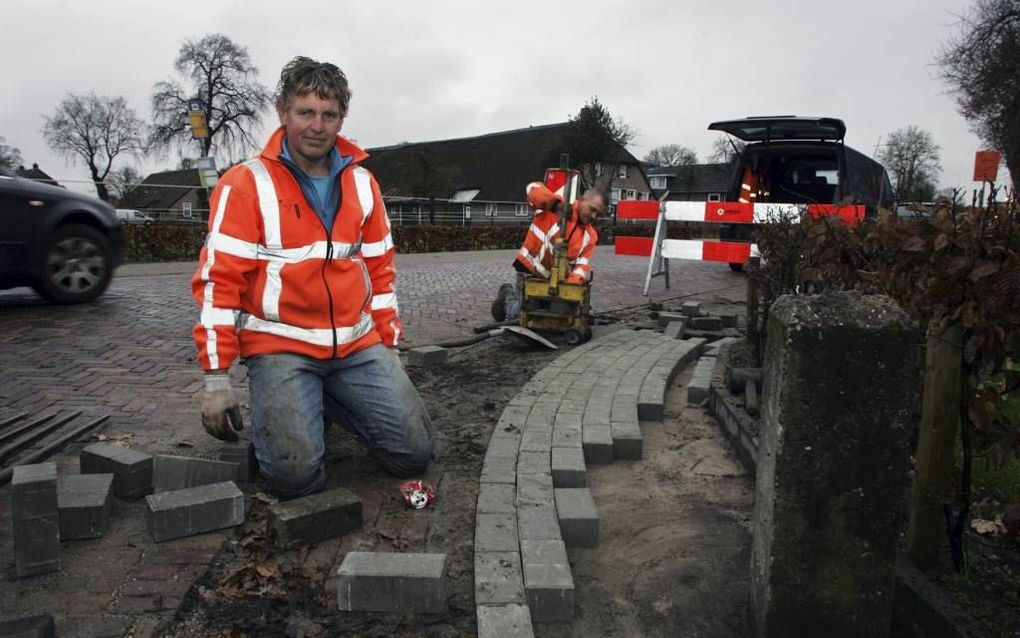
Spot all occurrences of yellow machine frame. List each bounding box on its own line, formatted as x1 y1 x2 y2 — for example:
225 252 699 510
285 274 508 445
518 162 592 345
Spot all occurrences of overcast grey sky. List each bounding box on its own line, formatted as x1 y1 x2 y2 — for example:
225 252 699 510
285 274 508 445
1 0 1003 195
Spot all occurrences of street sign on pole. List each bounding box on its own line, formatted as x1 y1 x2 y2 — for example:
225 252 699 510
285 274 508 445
188 99 209 140
196 157 218 188
973 150 1001 182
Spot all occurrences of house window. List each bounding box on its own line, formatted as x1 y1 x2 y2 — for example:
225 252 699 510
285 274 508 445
708 193 722 202
485 204 498 217
594 163 603 177
625 189 636 200
515 203 529 216
610 188 621 204
650 176 667 189
618 165 629 179
464 205 472 218
182 202 193 218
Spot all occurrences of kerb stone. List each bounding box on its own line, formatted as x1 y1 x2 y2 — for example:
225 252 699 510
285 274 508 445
581 424 613 465
477 604 534 638
474 551 525 604
550 447 586 488
218 440 256 482
407 346 448 368
153 455 240 492
337 551 446 612
145 481 245 542
521 539 574 622
554 488 599 547
656 311 686 328
267 487 362 548
58 473 114 540
663 319 687 340
11 463 60 578
751 292 917 637
80 443 153 501
611 420 643 460
687 356 716 406
690 315 723 331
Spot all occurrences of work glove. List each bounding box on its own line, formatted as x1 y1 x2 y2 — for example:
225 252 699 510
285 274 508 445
201 373 244 442
566 274 585 285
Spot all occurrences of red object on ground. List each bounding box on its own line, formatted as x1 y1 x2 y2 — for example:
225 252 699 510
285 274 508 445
399 480 436 509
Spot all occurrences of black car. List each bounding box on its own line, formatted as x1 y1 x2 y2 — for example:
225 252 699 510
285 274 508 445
711 116 894 270
0 167 124 303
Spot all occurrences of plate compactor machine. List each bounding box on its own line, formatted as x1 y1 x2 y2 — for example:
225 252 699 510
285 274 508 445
518 163 593 346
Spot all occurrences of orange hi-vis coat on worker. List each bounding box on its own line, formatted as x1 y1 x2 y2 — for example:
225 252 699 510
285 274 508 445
514 182 598 284
738 164 759 205
191 127 401 372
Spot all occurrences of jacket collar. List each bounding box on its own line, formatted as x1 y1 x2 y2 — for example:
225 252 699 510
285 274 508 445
260 126 369 166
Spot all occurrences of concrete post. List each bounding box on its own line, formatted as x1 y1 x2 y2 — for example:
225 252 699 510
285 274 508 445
751 292 917 637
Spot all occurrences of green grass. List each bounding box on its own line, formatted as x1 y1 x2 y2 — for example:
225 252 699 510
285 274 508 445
972 454 1020 503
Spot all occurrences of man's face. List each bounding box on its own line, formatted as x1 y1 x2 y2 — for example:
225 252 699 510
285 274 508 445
577 194 605 225
278 92 343 166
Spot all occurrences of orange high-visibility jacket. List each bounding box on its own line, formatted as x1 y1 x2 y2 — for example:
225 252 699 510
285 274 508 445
514 182 598 284
191 127 400 372
738 164 758 204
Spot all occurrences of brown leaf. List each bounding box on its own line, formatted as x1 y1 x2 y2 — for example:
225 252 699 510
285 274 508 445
934 233 950 251
255 563 280 579
971 516 1006 536
968 260 998 282
901 236 925 252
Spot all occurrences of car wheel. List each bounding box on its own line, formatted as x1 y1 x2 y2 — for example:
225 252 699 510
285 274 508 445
729 262 745 272
33 224 114 304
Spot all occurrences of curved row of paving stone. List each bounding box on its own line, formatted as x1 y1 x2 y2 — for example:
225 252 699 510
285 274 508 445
474 329 705 636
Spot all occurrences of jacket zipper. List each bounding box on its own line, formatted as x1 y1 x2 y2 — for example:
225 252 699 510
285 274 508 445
322 240 337 357
275 154 353 359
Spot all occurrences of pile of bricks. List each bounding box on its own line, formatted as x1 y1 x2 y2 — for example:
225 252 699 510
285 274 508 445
655 301 740 343
474 329 705 635
9 441 255 580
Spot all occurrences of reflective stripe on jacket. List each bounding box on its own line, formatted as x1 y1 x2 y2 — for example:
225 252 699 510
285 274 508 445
192 127 401 371
515 182 598 283
738 165 758 204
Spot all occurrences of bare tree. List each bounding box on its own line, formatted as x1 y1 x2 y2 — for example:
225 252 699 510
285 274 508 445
150 33 271 160
42 94 145 201
550 96 636 194
878 126 942 201
938 0 1020 189
708 135 745 163
107 166 143 201
644 144 698 167
0 136 22 170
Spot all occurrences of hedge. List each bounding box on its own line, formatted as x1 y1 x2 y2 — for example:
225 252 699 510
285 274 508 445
121 221 715 262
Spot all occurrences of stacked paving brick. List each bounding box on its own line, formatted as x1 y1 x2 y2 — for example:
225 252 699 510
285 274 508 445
474 329 704 636
11 463 61 578
58 473 114 540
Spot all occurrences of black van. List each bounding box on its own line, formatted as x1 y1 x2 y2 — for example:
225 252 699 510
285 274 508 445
711 116 893 270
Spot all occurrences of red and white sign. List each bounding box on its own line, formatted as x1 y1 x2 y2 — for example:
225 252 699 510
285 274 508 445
973 150 1002 182
543 169 580 202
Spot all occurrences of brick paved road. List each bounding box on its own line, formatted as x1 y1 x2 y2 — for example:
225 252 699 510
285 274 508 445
0 249 745 454
0 249 744 634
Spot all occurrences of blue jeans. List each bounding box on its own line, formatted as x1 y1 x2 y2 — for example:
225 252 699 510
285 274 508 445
245 344 435 498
